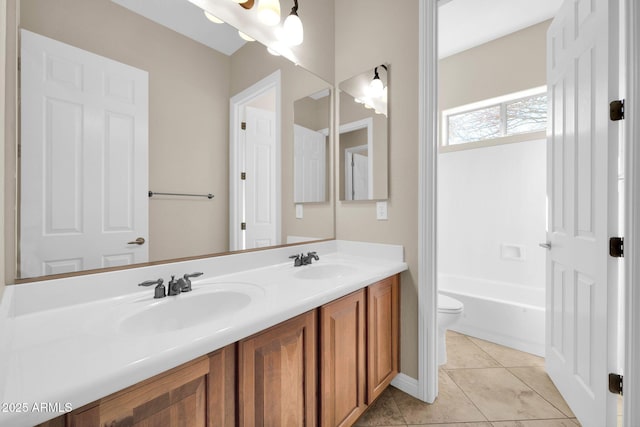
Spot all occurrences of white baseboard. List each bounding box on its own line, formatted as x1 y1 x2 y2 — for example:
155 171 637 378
390 373 419 398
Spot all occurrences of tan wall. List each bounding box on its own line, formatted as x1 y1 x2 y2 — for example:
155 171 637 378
439 20 550 111
13 0 231 277
335 0 420 378
230 42 334 242
294 96 330 132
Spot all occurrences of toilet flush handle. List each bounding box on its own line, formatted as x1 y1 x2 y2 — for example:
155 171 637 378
539 242 552 250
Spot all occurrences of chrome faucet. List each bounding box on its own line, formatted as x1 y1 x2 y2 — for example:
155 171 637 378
139 272 204 299
138 278 166 299
167 275 182 296
289 252 320 267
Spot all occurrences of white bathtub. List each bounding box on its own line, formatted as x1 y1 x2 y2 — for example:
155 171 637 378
439 274 546 357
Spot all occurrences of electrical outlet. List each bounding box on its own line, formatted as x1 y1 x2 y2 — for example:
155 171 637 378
296 204 303 219
376 201 388 220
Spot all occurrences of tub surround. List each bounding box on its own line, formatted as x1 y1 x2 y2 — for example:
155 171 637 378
0 240 407 427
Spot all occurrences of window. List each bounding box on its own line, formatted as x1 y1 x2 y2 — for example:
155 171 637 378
442 87 547 148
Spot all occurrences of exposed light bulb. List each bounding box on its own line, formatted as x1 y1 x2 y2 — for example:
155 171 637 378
229 0 245 3
283 12 303 46
238 31 255 42
369 77 384 98
258 0 281 26
204 11 224 24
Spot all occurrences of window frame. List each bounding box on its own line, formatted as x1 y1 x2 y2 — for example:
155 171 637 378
440 86 548 152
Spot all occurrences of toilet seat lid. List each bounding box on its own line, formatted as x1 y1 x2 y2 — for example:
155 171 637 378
438 294 464 313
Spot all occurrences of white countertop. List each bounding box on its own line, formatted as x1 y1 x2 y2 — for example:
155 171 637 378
0 240 407 427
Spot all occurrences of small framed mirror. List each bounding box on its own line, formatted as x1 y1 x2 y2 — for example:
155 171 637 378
338 64 389 201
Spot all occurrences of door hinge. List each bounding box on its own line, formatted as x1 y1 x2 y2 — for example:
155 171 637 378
609 237 624 258
241 121 246 130
241 222 246 230
610 99 625 121
241 172 246 180
609 373 623 395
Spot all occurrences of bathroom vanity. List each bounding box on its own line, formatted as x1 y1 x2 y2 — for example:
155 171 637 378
0 240 406 427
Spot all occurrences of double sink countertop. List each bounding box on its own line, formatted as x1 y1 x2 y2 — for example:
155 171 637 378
0 240 407 427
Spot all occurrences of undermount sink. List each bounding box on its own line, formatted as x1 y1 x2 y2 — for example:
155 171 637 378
121 283 262 335
294 264 357 280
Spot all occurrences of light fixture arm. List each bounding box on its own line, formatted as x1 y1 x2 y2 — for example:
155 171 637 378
290 0 299 15
373 64 388 81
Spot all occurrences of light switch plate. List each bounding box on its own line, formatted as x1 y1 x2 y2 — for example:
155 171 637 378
376 201 388 220
296 204 303 219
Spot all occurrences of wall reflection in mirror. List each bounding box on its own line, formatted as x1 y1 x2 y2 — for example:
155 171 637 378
15 0 334 280
338 64 389 201
293 89 330 203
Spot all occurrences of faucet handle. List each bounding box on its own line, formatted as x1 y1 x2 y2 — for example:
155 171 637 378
180 272 202 293
139 278 163 287
289 254 303 267
138 278 165 299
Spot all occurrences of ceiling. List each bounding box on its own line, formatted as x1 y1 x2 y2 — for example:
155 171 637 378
438 0 564 58
112 0 564 61
111 0 246 56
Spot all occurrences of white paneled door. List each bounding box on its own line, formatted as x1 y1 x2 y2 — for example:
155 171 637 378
20 30 149 277
244 106 276 248
545 0 619 426
293 124 326 203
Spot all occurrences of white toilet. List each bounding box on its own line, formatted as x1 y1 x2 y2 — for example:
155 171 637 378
437 293 464 365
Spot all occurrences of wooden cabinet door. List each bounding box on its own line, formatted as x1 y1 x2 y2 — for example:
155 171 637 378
208 344 237 427
320 289 366 427
366 275 399 403
76 357 210 427
238 310 317 427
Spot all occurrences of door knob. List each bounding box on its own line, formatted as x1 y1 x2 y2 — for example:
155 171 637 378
127 237 146 245
539 242 551 250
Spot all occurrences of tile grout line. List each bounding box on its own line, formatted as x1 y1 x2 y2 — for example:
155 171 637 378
387 388 410 427
449 335 573 424
505 366 574 419
445 335 499 422
440 367 491 424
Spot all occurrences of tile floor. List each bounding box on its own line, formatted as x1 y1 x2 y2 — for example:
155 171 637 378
355 331 580 426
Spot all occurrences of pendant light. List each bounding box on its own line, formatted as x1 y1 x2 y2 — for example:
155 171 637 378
368 67 385 98
283 0 303 46
258 0 281 26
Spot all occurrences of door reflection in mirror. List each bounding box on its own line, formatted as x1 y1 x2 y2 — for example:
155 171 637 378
293 89 330 203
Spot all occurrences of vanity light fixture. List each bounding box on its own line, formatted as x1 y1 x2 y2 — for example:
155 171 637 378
283 0 303 46
258 0 281 26
238 31 255 42
204 10 224 24
368 64 388 99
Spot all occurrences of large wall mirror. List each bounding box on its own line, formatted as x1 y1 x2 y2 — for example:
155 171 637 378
13 0 334 280
338 64 389 201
